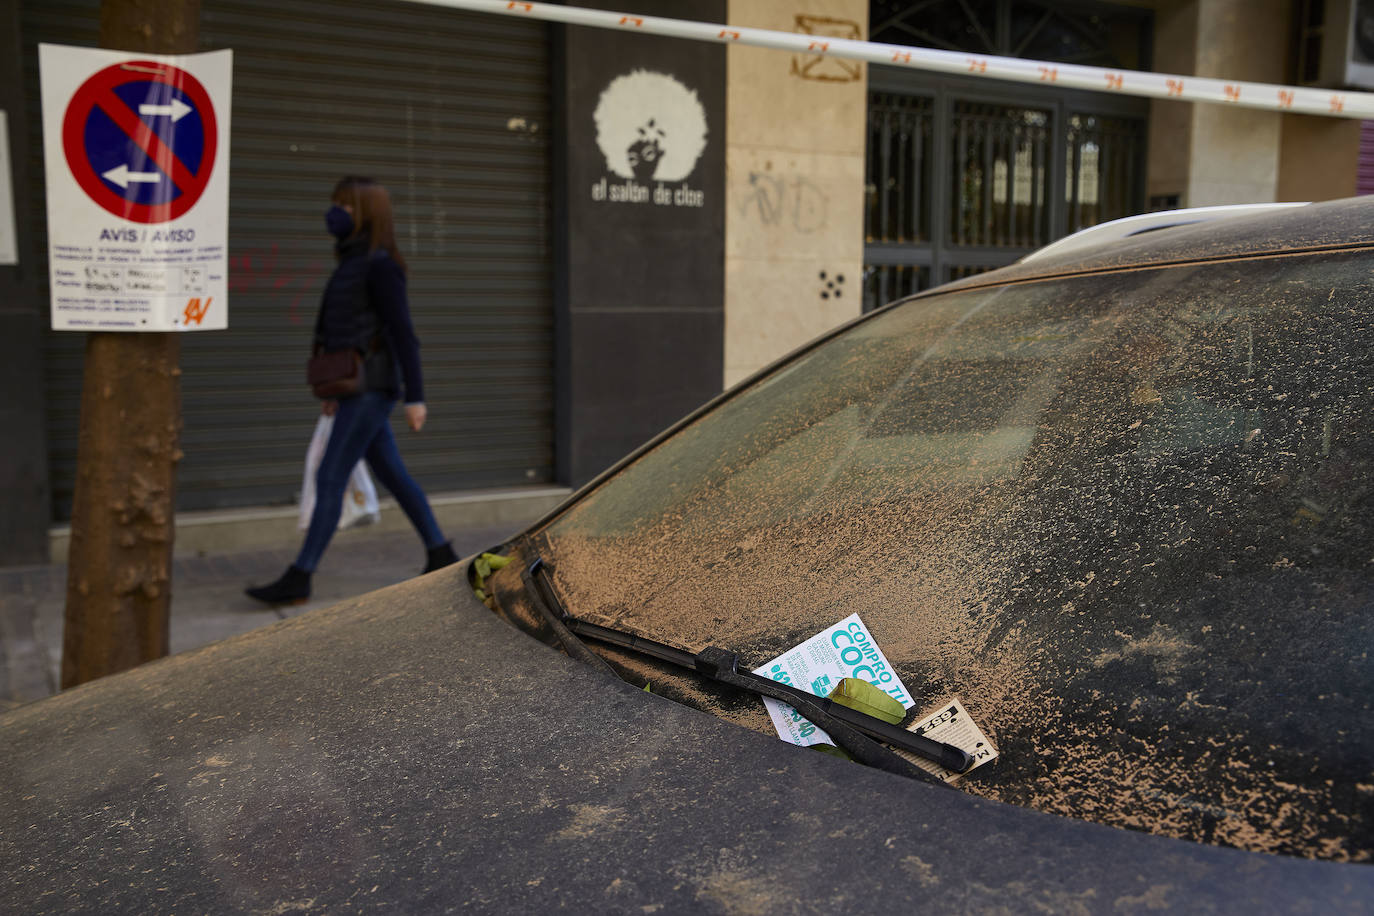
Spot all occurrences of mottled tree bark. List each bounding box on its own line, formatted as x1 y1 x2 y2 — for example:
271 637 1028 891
100 0 200 56
60 0 199 689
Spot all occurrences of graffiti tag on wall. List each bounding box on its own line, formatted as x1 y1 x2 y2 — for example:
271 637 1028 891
791 15 862 82
739 172 830 233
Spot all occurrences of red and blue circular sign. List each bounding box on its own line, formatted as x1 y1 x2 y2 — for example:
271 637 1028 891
61 60 217 224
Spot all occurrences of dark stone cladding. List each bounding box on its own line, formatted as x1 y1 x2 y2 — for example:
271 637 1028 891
557 0 727 486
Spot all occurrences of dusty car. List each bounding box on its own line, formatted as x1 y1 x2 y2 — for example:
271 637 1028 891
4 198 1373 912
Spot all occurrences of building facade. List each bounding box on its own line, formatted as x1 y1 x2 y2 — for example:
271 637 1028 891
0 0 1367 564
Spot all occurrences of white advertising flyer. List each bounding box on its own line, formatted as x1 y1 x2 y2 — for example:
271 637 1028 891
39 44 231 331
899 697 999 783
752 613 916 747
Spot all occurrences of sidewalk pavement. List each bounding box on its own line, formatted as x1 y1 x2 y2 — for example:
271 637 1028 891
0 517 527 713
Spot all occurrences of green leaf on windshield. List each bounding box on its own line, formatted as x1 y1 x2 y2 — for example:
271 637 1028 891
473 553 512 585
827 677 905 724
809 743 854 761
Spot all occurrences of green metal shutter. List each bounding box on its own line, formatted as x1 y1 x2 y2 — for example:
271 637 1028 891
23 0 554 519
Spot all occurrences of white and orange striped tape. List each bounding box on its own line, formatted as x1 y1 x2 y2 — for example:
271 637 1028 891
408 0 1374 120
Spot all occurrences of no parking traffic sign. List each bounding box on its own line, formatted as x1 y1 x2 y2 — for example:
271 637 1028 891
40 45 231 331
62 59 218 224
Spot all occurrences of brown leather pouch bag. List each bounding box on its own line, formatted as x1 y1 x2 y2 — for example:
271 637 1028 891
307 349 364 399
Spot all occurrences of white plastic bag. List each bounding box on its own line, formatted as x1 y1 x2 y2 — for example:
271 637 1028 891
298 415 382 531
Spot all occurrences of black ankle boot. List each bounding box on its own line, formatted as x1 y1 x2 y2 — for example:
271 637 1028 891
423 542 458 574
245 565 311 605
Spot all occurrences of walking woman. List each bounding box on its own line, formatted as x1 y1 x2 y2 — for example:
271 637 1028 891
246 176 456 604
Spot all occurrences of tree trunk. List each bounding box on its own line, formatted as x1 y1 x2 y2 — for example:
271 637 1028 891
60 0 199 689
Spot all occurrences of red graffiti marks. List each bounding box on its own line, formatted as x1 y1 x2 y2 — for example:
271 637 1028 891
227 243 327 326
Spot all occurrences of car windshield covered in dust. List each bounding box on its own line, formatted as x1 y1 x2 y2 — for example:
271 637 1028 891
493 204 1374 862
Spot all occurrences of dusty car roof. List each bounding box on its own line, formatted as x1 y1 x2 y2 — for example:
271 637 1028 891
933 196 1374 292
2 571 1371 913
1016 203 1310 265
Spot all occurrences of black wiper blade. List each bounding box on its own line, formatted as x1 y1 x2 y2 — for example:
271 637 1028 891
564 615 697 669
569 615 974 775
520 556 619 678
527 559 974 777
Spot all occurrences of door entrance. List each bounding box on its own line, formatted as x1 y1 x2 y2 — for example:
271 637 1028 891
863 0 1151 310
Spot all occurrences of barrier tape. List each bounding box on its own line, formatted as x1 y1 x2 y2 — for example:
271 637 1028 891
407 0 1374 120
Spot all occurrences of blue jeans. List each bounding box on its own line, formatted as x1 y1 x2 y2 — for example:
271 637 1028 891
296 390 446 573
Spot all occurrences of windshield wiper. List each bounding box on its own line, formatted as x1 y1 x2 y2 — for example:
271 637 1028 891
519 555 620 678
525 558 974 781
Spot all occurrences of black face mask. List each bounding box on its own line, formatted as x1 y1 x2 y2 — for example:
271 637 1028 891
325 205 354 239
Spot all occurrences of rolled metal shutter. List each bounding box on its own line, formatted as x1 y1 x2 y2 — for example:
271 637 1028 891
24 0 554 519
1359 120 1374 195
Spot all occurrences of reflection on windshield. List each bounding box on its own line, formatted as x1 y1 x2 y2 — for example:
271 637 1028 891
535 252 1374 861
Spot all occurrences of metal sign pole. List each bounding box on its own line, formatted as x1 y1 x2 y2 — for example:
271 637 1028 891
59 0 199 688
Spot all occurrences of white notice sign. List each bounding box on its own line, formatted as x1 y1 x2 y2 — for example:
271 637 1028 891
753 613 917 747
0 111 17 266
39 44 231 331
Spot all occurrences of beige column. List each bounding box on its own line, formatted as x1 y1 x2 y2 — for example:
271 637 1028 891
1186 0 1291 205
1145 0 1198 205
724 0 868 389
